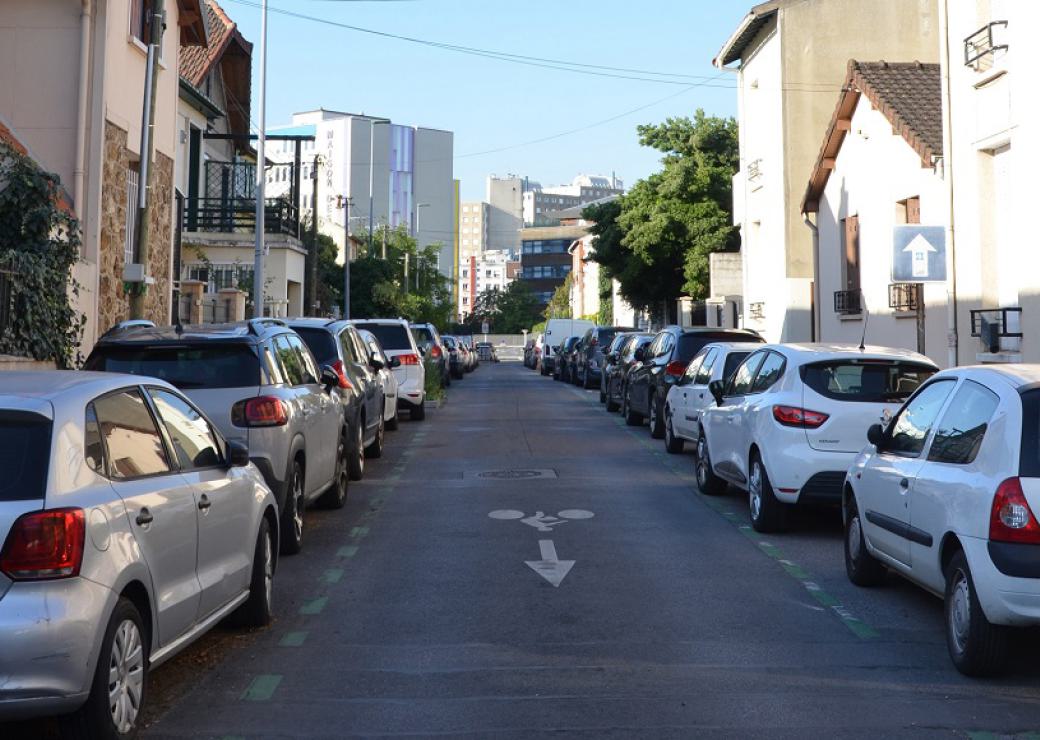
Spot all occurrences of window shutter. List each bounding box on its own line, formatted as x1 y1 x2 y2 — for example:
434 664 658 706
844 215 861 292
906 197 921 224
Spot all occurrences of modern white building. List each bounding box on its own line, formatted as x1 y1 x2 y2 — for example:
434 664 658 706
458 248 517 317
459 201 489 260
268 109 455 281
485 175 524 254
523 174 623 227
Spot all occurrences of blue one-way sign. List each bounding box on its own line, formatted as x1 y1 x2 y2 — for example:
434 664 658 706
892 226 946 282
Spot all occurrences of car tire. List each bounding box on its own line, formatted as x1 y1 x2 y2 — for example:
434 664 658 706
279 459 305 555
583 369 594 389
386 402 399 431
945 550 1008 676
748 453 786 533
695 433 727 496
664 406 684 453
599 380 607 404
648 393 665 439
61 597 148 740
231 517 275 627
541 364 548 376
410 400 426 421
319 430 350 509
623 387 643 426
348 418 365 480
605 384 620 412
366 413 385 459
843 495 886 586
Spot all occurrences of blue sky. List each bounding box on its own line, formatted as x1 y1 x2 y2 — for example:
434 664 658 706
222 0 747 200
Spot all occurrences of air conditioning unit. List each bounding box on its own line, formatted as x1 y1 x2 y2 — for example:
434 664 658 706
980 317 1000 353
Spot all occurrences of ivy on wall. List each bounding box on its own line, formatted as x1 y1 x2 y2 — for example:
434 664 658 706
0 143 85 367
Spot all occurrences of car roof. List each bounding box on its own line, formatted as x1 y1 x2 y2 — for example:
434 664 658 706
698 341 766 353
94 320 289 345
932 363 1040 390
352 318 409 325
0 370 175 413
769 343 936 365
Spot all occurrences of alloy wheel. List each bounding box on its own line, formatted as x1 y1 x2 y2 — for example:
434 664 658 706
696 438 708 487
263 527 274 609
108 619 145 734
748 462 762 521
356 421 365 475
649 399 658 431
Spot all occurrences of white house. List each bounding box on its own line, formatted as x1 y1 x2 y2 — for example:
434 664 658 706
802 61 948 367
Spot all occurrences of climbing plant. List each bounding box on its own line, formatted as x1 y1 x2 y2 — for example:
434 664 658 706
0 143 85 367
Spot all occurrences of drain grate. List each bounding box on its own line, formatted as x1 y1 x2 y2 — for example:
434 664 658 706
467 468 558 480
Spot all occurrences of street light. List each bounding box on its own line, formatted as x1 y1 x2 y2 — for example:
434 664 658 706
252 0 268 317
367 118 392 257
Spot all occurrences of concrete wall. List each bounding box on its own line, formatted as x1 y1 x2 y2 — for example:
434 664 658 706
413 127 455 279
486 176 522 254
709 252 742 298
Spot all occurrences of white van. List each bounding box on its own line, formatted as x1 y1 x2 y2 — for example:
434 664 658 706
541 319 595 376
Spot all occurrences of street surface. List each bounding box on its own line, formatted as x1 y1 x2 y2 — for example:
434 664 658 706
141 361 1040 738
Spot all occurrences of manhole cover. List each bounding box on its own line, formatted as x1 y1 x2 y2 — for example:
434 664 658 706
467 468 558 480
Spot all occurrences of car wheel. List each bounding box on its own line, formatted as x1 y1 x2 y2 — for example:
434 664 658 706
843 494 886 586
945 550 1008 676
232 516 275 626
410 400 426 421
280 459 305 555
648 393 665 439
605 383 620 412
366 412 385 459
695 433 727 496
748 454 786 533
599 379 606 404
319 430 350 508
386 401 399 431
348 417 365 480
623 387 643 426
664 406 684 454
541 364 548 376
61 597 148 740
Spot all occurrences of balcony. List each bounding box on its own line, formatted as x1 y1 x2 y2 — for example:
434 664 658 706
888 283 920 312
964 21 1008 71
183 160 300 237
971 307 1021 354
833 290 862 316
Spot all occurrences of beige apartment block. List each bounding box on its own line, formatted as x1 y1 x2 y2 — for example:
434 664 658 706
714 0 937 343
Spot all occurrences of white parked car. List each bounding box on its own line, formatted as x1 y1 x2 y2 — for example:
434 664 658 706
663 342 763 453
844 364 1040 675
696 344 937 532
352 319 427 421
356 327 401 430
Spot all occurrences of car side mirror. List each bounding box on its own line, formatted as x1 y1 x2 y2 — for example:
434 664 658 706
867 423 885 448
634 347 645 362
708 379 726 406
389 355 401 368
369 353 385 371
227 439 250 467
320 365 339 391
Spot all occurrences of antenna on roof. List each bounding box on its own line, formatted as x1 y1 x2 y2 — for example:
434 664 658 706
859 291 869 351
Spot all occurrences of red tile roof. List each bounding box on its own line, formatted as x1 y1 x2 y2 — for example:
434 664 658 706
179 0 251 88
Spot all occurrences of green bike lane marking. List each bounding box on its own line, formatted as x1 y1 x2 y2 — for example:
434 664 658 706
241 674 282 701
279 631 307 647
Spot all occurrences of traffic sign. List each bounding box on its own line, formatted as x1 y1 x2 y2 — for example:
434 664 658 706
892 226 946 282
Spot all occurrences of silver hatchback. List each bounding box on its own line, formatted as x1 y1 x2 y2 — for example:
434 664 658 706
0 371 278 735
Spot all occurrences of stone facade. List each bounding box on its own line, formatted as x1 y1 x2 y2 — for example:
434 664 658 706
98 121 173 334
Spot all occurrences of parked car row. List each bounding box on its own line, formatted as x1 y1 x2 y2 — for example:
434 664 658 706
0 315 462 735
530 325 1040 676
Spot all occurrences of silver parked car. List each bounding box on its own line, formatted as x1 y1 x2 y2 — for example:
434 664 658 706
356 327 401 431
85 319 348 555
0 371 278 735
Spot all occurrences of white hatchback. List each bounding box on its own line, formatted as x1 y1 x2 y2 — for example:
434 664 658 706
662 342 763 454
352 320 427 421
844 364 1040 675
696 344 937 532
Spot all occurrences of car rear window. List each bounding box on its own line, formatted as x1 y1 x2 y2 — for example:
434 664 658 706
801 361 936 403
1019 389 1040 478
293 328 339 365
85 345 260 389
0 411 51 501
677 333 759 362
597 329 618 346
410 326 435 350
354 323 411 350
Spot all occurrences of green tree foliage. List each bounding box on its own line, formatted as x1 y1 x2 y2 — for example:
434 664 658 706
461 280 540 334
542 272 572 321
596 267 613 326
585 110 738 320
0 144 84 366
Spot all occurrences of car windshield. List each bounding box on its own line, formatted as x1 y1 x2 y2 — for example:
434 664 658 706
86 345 260 389
293 328 339 365
354 323 411 351
801 361 937 402
0 411 51 501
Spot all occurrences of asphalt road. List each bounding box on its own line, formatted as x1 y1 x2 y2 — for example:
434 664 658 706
131 361 1040 737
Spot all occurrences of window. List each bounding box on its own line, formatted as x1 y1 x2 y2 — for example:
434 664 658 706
841 215 861 295
295 327 340 366
884 380 955 457
694 349 719 385
84 405 104 474
727 352 766 396
927 381 999 464
288 336 319 384
0 410 52 501
92 389 171 479
722 352 751 383
801 361 935 403
125 163 140 267
353 323 411 351
750 352 786 393
149 389 223 469
897 196 922 225
687 350 712 384
84 345 261 389
272 335 305 385
129 0 158 45
656 333 675 359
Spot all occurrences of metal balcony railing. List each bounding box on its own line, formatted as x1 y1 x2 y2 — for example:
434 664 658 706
970 307 1022 338
834 290 862 315
964 21 1008 69
888 283 920 312
183 197 299 236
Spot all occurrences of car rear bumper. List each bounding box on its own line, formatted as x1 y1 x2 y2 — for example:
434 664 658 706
0 578 114 720
763 444 857 505
962 537 1040 626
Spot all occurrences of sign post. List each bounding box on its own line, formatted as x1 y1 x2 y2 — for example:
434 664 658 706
481 321 489 343
892 226 946 356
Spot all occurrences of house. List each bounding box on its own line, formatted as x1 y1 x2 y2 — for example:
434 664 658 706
176 0 311 319
713 0 937 344
802 61 948 366
940 1 1038 364
0 0 207 349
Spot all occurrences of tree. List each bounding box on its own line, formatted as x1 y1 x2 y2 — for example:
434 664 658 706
495 280 541 333
543 272 572 321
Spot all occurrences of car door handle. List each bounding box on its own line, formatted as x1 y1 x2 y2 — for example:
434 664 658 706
197 494 211 511
899 478 909 490
135 508 153 526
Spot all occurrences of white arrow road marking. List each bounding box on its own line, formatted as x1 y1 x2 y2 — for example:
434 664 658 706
525 540 575 587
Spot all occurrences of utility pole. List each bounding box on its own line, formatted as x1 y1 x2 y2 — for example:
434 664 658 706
307 154 320 315
252 0 269 318
403 252 409 294
128 0 164 319
338 195 353 319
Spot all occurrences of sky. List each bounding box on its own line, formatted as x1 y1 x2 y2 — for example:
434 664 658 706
222 0 748 201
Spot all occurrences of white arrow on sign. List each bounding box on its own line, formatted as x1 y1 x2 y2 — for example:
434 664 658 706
903 233 937 278
525 539 574 587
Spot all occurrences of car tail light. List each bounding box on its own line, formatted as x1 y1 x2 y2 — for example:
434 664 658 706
398 353 420 366
534 347 541 356
232 396 289 427
989 477 1040 544
331 360 353 390
772 405 829 429
430 345 442 359
665 361 687 378
0 508 85 580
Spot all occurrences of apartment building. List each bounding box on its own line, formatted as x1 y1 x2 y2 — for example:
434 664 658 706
458 248 516 317
523 174 623 227
459 201 489 259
